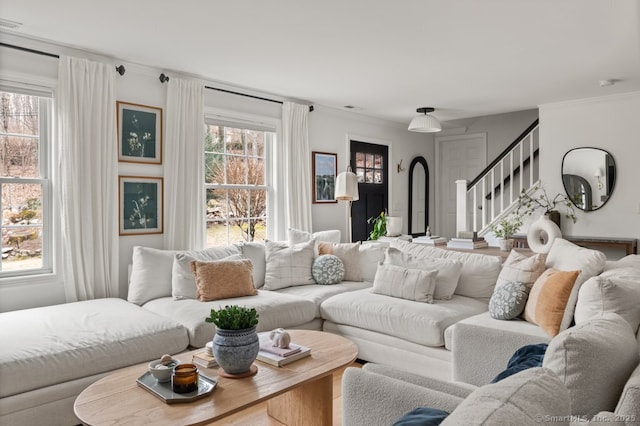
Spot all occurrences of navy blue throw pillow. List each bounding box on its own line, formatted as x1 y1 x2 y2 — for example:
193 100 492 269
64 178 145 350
393 407 449 425
491 343 548 383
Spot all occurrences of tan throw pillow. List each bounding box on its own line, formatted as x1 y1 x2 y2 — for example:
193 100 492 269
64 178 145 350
191 258 257 302
495 251 547 290
372 262 437 303
317 242 362 281
523 268 580 337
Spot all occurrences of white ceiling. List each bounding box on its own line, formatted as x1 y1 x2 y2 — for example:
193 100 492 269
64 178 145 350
1 0 639 125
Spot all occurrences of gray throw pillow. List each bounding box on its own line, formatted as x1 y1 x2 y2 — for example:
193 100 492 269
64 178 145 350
489 281 529 320
312 255 345 285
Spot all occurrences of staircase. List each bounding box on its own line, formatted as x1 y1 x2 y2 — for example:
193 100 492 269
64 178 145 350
456 120 539 236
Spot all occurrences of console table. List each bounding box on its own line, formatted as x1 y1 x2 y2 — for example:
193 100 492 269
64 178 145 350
512 235 637 255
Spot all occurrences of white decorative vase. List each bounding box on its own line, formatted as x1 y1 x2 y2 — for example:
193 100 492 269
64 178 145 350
386 216 402 237
498 238 513 251
527 215 562 254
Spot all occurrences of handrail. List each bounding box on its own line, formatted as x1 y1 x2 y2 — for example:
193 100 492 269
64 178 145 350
467 119 539 190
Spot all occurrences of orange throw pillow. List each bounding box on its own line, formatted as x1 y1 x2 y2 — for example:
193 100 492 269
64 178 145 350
523 268 580 337
191 258 257 302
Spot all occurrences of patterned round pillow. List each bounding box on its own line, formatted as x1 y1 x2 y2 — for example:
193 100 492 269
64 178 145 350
489 281 529 320
312 255 345 285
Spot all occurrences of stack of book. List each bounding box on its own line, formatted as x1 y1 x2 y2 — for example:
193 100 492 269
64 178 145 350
256 332 311 367
446 236 488 249
412 235 447 246
192 342 218 369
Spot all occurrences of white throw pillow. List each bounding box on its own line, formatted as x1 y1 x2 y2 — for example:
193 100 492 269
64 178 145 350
443 368 570 425
171 246 242 300
358 242 387 282
545 238 606 331
390 240 502 299
288 228 341 246
603 254 640 272
574 269 640 332
372 262 437 303
543 313 639 418
239 242 266 289
384 247 462 300
128 246 178 305
496 250 547 290
263 239 316 290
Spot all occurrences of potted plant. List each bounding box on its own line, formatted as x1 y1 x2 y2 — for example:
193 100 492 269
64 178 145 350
367 211 387 240
516 184 577 228
490 214 523 251
205 305 260 376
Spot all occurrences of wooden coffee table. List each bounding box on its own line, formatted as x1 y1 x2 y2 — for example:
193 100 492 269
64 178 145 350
74 329 357 425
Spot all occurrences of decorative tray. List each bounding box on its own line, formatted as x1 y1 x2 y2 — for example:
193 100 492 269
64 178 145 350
136 371 217 404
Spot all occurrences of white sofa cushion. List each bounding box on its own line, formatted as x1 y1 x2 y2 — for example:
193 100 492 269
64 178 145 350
575 269 640 333
358 242 387 282
0 298 189 398
172 246 243 300
545 238 606 331
276 281 371 317
239 242 266 289
390 240 501 300
128 246 178 305
372 262 437 303
443 368 570 425
263 240 315 290
287 228 341 245
143 291 316 348
321 289 488 347
384 247 462 300
543 313 639 417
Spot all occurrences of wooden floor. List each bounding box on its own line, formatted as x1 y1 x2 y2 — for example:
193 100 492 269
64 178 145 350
213 362 361 425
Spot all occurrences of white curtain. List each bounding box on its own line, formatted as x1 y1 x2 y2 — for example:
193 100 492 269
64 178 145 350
56 56 118 301
163 78 205 250
275 102 313 239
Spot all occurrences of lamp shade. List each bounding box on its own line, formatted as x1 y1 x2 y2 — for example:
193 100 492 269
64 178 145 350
335 170 359 201
408 113 442 132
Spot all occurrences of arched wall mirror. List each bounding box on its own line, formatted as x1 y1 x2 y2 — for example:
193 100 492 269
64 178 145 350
561 147 616 212
408 156 429 236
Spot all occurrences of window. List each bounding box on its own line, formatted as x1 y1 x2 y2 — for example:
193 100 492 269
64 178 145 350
204 120 274 247
355 151 384 184
0 89 51 276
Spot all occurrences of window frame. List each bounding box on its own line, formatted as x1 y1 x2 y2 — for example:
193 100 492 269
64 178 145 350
0 85 54 278
203 108 278 246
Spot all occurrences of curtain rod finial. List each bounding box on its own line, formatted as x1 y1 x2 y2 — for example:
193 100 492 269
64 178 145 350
115 65 125 76
159 73 170 83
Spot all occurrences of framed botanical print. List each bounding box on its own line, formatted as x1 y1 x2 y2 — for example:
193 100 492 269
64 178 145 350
119 176 163 235
117 101 162 164
312 151 338 203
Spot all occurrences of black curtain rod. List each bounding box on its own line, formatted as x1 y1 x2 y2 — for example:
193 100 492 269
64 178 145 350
0 42 126 75
159 73 313 111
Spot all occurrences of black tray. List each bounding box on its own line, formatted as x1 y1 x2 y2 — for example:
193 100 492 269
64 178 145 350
136 371 217 404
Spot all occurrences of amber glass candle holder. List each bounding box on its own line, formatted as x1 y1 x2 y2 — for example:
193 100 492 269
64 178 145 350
171 363 199 393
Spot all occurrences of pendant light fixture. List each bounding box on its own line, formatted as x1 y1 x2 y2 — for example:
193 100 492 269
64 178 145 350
408 107 442 133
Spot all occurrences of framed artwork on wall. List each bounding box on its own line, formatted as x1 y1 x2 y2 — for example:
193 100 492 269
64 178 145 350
117 101 163 164
119 176 164 235
312 151 338 203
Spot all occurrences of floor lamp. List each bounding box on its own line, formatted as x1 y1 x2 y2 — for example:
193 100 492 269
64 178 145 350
335 166 359 243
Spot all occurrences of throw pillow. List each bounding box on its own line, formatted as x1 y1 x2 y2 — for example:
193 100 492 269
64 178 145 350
263 239 315 290
239 242 266 289
171 246 243 300
384 247 462 300
495 250 547 290
523 268 580 337
312 255 345 285
358 242 387 282
128 246 177 305
317 242 362 281
489 281 529 320
393 407 449 425
491 343 548 383
545 238 606 332
372 262 437 303
574 271 640 333
191 258 257 302
288 228 341 245
542 313 639 418
443 368 570 425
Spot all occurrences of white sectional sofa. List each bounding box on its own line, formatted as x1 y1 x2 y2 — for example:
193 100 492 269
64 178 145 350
2 234 633 425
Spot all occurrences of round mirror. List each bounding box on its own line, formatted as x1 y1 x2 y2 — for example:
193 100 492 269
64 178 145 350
561 148 616 211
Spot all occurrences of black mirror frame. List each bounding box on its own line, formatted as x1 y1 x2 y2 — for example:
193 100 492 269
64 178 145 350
408 156 429 236
561 147 616 212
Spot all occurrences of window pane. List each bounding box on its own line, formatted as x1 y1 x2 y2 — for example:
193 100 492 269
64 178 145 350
374 155 383 169
365 169 374 183
365 154 374 168
356 168 365 182
225 156 247 185
206 220 228 248
374 170 383 184
0 92 39 136
2 226 43 272
224 128 244 155
248 158 264 185
2 183 43 221
205 125 224 153
205 153 223 184
245 130 264 157
0 136 39 178
206 188 227 219
356 152 365 168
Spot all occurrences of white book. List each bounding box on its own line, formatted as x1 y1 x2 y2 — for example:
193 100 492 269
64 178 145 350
256 345 311 367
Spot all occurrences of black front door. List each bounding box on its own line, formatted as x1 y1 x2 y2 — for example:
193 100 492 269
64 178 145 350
350 140 388 242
